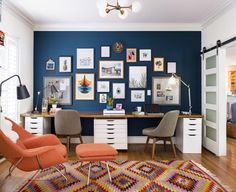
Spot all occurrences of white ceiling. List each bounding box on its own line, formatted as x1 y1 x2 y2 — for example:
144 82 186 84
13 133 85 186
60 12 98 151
5 0 235 27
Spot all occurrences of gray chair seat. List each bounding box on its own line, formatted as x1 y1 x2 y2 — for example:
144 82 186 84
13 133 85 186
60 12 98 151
142 127 156 136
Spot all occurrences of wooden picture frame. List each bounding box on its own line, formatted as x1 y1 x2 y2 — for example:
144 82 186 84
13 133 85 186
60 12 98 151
153 57 164 72
126 48 137 62
99 60 124 79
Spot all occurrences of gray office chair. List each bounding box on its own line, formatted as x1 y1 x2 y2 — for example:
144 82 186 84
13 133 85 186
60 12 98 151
55 110 83 152
142 110 180 159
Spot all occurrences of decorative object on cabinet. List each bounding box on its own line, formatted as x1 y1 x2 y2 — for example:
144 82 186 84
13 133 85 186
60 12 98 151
41 98 49 113
112 42 124 53
75 73 95 100
97 81 110 92
101 46 110 58
167 62 176 73
129 66 147 88
46 59 55 70
131 90 145 102
76 48 94 69
116 103 123 110
59 56 72 72
113 83 125 99
126 48 137 62
0 31 5 46
152 77 180 105
139 49 151 61
169 73 192 114
106 96 113 110
43 76 72 105
99 93 107 103
153 57 164 72
99 60 124 79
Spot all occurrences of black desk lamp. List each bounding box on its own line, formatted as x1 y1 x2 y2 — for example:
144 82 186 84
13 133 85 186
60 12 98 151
0 75 30 113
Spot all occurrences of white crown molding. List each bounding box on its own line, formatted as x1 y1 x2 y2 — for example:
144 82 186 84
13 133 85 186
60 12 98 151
34 23 202 31
3 0 34 29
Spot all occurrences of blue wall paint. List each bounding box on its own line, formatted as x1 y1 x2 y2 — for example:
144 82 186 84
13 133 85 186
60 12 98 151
34 31 201 136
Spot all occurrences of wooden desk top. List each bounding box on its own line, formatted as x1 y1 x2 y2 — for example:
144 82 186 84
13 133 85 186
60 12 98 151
21 112 203 119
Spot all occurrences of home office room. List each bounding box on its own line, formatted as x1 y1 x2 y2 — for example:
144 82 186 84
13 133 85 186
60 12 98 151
0 0 236 191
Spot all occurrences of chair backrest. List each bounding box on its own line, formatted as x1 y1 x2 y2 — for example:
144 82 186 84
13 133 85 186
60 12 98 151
152 110 180 137
55 110 82 135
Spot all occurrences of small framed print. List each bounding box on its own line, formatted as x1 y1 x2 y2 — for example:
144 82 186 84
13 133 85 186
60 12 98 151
131 90 145 102
46 59 55 70
77 48 94 69
153 57 164 72
126 48 137 62
101 46 110 58
99 60 124 79
116 103 123 110
97 81 110 92
113 83 125 99
139 49 151 61
167 62 176 73
99 93 107 103
59 56 72 72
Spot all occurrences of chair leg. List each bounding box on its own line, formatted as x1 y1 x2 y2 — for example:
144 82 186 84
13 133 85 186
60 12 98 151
152 138 157 159
87 162 92 185
8 157 23 177
66 136 70 153
60 163 67 174
79 134 83 144
170 137 177 158
163 140 166 151
54 166 68 182
144 136 150 151
106 162 112 182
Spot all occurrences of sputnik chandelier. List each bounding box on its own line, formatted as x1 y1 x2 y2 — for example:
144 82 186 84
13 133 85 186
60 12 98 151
97 0 142 19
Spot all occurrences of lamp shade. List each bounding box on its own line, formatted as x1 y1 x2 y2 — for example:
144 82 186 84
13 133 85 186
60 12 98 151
17 85 30 100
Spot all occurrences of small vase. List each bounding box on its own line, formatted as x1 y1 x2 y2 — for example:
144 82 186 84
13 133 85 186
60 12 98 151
52 104 57 109
106 105 113 110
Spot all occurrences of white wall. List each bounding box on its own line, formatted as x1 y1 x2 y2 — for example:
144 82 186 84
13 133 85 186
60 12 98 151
0 3 34 117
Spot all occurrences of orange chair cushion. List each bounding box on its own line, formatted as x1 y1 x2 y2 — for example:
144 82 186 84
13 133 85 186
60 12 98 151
76 144 117 161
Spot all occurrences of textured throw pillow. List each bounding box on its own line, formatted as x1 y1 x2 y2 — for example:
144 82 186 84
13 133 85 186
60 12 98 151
0 114 19 143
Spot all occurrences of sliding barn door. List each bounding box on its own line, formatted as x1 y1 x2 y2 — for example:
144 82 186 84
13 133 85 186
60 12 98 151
202 48 226 156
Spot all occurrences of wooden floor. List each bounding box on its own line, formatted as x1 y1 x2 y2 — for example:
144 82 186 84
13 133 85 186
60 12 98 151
1 138 236 191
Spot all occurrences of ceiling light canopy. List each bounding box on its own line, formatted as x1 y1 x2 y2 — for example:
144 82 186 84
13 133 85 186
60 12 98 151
97 0 142 19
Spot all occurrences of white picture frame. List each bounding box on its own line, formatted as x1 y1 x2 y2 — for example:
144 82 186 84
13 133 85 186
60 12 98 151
97 81 110 92
139 49 152 61
46 59 55 70
101 46 110 58
167 62 177 73
99 93 107 103
77 48 94 69
113 83 125 99
99 60 124 79
131 90 145 102
59 56 72 72
129 66 147 88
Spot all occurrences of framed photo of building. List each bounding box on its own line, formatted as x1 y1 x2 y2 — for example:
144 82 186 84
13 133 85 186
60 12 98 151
75 73 95 100
153 57 164 72
152 77 180 105
113 83 125 99
59 56 72 72
126 48 137 62
131 90 145 102
129 66 147 88
77 48 94 69
99 60 124 79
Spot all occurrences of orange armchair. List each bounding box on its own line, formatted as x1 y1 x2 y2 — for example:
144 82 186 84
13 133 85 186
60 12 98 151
0 118 68 180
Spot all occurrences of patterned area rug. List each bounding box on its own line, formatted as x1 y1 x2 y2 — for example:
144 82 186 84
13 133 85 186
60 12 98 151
16 160 231 192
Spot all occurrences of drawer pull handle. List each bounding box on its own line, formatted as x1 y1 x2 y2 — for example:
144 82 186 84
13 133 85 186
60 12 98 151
30 117 37 119
107 124 114 126
30 122 38 124
189 134 196 136
108 143 114 145
189 123 196 126
107 132 114 134
189 118 196 120
30 128 38 129
107 120 114 122
107 138 114 139
107 128 114 130
189 129 196 131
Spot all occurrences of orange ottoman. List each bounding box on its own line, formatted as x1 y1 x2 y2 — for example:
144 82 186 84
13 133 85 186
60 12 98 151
76 143 118 184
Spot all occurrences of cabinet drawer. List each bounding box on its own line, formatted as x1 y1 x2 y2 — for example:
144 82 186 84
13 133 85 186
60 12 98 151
25 117 43 124
183 118 202 126
94 137 127 143
95 132 127 139
94 119 127 125
25 122 43 129
183 134 202 153
95 124 127 129
25 127 43 134
185 127 201 134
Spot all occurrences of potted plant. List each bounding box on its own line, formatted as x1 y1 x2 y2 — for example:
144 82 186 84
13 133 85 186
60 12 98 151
50 96 58 109
106 96 113 110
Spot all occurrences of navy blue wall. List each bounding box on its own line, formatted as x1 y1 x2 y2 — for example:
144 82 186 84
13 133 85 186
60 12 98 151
34 31 201 136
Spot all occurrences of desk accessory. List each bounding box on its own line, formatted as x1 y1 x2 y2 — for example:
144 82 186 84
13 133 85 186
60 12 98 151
106 96 113 110
103 109 125 115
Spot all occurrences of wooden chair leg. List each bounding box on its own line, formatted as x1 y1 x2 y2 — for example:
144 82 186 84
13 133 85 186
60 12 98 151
152 138 157 159
144 136 150 151
66 136 70 153
163 139 166 151
170 137 177 158
79 135 83 144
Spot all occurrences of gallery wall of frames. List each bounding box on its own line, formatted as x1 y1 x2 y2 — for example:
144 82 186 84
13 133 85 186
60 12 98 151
34 31 201 114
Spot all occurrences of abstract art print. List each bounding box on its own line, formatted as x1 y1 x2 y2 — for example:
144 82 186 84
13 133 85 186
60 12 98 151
99 60 124 79
77 48 94 69
153 57 164 72
139 49 151 61
97 81 110 92
152 77 180 105
59 56 72 72
75 73 95 100
113 83 125 99
126 48 137 62
129 66 147 88
131 90 145 102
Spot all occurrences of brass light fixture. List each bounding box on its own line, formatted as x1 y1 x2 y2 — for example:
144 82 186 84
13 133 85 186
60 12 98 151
97 0 142 19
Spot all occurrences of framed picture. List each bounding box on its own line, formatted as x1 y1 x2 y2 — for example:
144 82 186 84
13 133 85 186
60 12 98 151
153 57 164 72
75 73 95 100
131 90 145 102
126 48 137 62
101 46 110 58
129 66 147 88
152 77 180 105
167 62 176 73
97 81 110 92
77 48 94 69
99 93 107 103
113 83 125 99
46 59 55 70
116 103 123 110
99 60 124 79
139 49 151 61
43 76 72 105
59 56 72 72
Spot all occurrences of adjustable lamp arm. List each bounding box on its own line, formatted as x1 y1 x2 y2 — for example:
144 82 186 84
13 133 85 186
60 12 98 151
0 75 22 97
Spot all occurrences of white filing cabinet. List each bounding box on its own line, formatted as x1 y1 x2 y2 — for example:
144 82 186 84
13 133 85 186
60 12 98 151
175 118 202 153
94 119 128 150
25 117 51 135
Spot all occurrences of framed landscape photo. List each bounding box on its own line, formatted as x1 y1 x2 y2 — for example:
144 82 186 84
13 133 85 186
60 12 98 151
126 48 137 62
153 57 164 72
46 59 55 70
59 56 72 72
97 81 110 92
129 66 147 88
43 76 72 105
139 49 151 61
77 48 94 69
99 60 124 79
113 83 125 99
75 73 95 100
101 46 110 58
152 77 180 105
131 90 145 102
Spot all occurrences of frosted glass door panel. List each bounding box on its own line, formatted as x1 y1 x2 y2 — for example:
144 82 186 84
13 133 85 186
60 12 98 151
206 92 216 105
206 126 216 141
206 109 216 123
206 55 216 70
206 74 216 86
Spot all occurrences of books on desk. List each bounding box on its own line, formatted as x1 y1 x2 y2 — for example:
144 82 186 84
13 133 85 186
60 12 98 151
103 109 125 115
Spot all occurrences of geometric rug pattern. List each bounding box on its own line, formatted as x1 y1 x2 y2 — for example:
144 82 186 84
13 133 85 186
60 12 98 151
17 160 229 192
